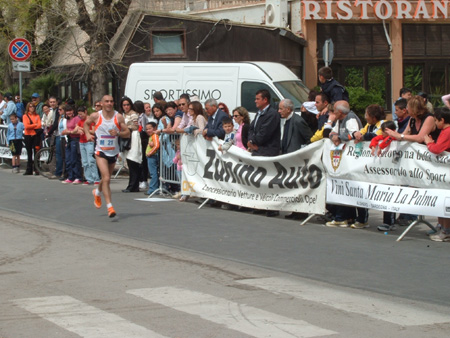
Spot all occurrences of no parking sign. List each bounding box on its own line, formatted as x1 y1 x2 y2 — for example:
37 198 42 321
8 38 32 61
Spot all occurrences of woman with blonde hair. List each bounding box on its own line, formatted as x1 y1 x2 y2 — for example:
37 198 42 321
386 95 437 144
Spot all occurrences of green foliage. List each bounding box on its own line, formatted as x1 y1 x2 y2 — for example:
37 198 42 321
404 65 422 92
347 86 385 119
345 67 363 87
5 83 19 95
25 72 62 100
368 66 386 99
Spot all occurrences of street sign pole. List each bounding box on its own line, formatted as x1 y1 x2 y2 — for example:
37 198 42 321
19 72 22 103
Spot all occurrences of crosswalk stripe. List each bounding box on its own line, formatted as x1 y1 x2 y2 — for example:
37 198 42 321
13 295 169 338
237 277 450 326
128 287 336 338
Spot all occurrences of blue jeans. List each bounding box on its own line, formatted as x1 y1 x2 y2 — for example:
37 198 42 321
55 136 63 176
79 142 99 183
66 138 82 181
147 154 159 194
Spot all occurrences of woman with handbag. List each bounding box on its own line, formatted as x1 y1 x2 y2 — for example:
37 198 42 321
119 97 142 192
23 103 42 175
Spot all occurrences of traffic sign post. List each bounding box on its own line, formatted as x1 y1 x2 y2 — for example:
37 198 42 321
9 38 32 103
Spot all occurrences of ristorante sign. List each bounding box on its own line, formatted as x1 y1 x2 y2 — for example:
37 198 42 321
302 0 449 20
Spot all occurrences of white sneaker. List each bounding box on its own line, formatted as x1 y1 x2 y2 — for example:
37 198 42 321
326 220 349 228
351 222 369 229
139 181 148 190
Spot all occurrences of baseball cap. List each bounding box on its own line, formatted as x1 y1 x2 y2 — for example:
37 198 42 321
31 93 40 98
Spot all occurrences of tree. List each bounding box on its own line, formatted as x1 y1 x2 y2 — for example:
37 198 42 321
0 0 66 90
74 0 132 100
0 0 134 101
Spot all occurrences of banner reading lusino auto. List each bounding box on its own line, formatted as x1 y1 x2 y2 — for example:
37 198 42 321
323 140 450 218
180 135 327 214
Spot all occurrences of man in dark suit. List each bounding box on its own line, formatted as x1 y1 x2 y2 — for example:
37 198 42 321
247 89 280 156
202 98 228 140
279 98 313 220
247 89 281 217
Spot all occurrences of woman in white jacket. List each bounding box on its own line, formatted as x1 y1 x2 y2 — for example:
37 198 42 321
120 97 142 192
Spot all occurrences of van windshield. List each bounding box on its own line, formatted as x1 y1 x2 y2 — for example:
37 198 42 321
274 81 310 110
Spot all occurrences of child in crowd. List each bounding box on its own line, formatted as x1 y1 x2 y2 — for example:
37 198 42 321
218 118 236 153
173 139 182 183
145 122 160 196
424 108 450 242
7 113 24 173
172 138 188 201
346 105 385 230
354 104 385 142
369 121 397 156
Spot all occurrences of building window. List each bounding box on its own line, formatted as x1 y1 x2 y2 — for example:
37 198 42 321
151 30 186 57
403 24 450 57
317 24 390 60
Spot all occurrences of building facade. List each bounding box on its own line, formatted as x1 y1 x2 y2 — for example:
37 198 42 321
301 0 450 109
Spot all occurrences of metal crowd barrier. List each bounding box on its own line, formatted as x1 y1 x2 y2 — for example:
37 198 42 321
148 132 180 198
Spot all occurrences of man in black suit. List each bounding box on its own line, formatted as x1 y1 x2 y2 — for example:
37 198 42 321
279 98 313 220
202 98 228 140
247 89 281 217
247 89 280 156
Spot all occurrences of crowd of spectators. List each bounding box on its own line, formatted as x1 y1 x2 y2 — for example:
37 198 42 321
2 66 450 242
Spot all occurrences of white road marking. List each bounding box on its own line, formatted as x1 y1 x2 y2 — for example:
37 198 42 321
13 295 169 338
134 198 175 202
238 277 450 326
128 287 336 338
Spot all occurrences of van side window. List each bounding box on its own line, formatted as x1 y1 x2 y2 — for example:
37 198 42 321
241 82 280 112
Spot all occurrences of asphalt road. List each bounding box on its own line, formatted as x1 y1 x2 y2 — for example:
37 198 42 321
1 166 448 309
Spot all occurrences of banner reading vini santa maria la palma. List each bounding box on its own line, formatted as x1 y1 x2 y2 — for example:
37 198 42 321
323 140 450 218
180 136 327 214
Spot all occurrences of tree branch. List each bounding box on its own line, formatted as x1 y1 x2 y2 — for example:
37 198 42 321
74 0 95 34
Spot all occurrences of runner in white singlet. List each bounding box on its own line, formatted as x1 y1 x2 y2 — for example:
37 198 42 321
94 110 121 157
84 95 129 220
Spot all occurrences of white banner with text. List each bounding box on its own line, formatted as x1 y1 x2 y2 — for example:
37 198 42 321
323 140 450 190
326 178 450 218
323 140 450 217
180 136 327 214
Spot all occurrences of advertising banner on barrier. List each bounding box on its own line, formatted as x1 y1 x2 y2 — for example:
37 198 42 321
323 140 450 217
323 140 450 190
180 136 327 214
326 178 450 218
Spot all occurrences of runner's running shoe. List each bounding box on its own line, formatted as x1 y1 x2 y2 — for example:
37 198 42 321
92 189 102 209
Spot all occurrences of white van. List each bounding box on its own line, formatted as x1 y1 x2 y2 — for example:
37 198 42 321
124 62 310 113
